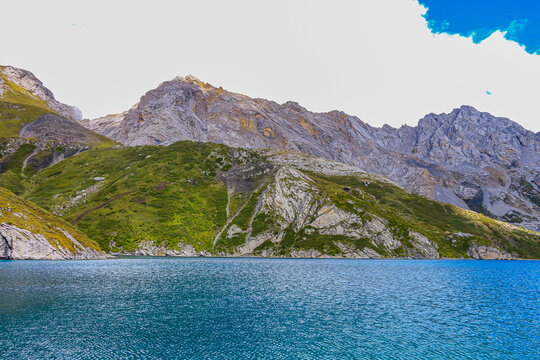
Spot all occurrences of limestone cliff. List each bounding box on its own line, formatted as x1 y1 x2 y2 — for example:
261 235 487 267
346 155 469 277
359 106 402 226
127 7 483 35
0 187 105 260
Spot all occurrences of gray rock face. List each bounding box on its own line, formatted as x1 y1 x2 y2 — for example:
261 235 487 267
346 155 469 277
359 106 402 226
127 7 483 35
408 231 440 259
1 114 113 176
374 106 540 230
79 110 129 137
0 66 82 120
224 165 392 258
467 242 514 260
0 223 105 260
223 160 445 259
110 240 200 257
84 76 540 230
20 113 107 145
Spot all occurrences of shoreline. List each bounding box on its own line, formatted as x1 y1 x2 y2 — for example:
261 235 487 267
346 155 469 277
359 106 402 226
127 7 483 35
2 255 537 261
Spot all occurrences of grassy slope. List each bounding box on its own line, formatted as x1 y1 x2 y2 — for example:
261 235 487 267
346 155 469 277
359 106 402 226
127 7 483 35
0 70 115 146
0 68 56 140
22 141 540 258
26 142 241 252
0 70 115 194
0 127 116 195
0 186 101 254
309 173 540 259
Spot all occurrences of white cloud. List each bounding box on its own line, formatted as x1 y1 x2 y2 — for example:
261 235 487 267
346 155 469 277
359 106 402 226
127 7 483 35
1 0 539 131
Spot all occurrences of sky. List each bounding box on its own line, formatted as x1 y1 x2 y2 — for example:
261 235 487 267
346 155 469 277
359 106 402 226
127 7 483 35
1 0 539 131
419 0 540 54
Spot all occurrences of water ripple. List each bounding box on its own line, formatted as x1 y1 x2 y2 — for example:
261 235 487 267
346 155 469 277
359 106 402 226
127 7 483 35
0 258 538 359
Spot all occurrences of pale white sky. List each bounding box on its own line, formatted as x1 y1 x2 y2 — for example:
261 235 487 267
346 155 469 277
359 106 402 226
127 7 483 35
1 0 539 131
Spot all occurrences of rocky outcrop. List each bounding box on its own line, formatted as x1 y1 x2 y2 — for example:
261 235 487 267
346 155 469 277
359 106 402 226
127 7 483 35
20 113 111 145
212 152 536 259
408 231 439 259
110 240 200 257
467 242 514 260
0 186 105 260
221 164 401 258
0 223 105 260
82 76 540 231
263 166 321 229
79 111 130 137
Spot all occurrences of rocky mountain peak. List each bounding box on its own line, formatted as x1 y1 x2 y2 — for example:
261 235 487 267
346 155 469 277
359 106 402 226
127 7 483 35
419 105 528 135
171 74 218 92
412 105 539 165
454 104 480 116
0 65 82 120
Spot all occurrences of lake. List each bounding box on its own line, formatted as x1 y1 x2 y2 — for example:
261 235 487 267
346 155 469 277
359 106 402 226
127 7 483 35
0 258 538 359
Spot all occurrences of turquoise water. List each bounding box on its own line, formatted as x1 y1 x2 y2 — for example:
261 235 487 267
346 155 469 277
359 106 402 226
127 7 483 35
0 258 538 359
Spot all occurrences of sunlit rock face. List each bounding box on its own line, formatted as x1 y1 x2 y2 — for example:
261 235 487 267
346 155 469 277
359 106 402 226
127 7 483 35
0 66 82 120
0 187 105 260
0 223 105 260
84 77 540 231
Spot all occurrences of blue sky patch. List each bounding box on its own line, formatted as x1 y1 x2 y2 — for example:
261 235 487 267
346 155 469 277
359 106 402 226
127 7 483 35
418 0 540 54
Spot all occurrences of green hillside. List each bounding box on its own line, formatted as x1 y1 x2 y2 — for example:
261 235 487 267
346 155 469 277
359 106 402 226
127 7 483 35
0 186 102 256
20 141 539 258
0 68 56 140
0 68 115 195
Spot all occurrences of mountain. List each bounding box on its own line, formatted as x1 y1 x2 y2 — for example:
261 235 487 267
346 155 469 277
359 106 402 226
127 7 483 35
22 141 539 259
0 66 115 194
82 76 540 231
0 186 104 259
0 65 81 121
1 67 538 259
373 106 540 229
